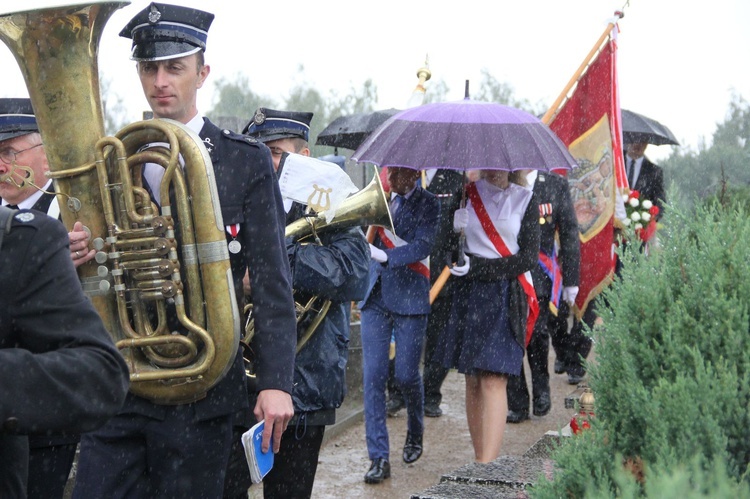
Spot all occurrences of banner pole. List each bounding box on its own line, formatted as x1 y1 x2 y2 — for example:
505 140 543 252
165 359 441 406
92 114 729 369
541 14 622 125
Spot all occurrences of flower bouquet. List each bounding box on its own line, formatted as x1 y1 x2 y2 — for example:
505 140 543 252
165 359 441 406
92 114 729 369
622 190 659 242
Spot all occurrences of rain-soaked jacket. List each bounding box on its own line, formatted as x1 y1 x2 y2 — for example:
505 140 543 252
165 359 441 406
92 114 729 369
0 208 130 497
285 226 370 426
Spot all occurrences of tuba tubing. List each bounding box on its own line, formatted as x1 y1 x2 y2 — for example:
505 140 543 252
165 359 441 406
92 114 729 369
0 2 240 404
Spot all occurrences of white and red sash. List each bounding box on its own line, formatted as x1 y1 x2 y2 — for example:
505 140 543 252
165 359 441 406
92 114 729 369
377 227 430 279
467 183 539 346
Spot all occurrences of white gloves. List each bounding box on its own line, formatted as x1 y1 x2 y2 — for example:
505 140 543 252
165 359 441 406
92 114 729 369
453 208 469 232
450 256 470 277
562 286 579 306
369 244 388 263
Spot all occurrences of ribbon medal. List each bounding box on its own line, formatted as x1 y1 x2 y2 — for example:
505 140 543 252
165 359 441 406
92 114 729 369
226 224 241 254
539 203 553 225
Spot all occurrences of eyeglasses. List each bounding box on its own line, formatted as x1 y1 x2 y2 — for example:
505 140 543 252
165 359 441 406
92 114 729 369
0 143 43 165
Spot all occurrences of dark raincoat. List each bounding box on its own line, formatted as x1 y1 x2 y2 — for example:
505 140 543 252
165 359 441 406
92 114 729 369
285 226 370 425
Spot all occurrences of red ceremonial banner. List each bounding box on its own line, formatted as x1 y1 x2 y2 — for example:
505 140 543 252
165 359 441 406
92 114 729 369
547 24 625 319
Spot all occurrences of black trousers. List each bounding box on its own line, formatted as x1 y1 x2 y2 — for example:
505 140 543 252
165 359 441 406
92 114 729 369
550 300 595 376
389 293 452 407
263 423 325 499
74 408 233 499
28 442 77 498
223 423 325 499
507 299 551 412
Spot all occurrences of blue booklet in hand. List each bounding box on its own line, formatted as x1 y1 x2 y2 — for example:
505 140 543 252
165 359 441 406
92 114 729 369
241 420 274 483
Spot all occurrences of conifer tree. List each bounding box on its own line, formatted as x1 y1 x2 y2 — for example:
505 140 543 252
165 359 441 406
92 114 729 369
533 201 750 497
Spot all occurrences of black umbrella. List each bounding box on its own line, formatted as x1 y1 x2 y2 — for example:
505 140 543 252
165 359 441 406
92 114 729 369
316 108 401 150
621 109 679 146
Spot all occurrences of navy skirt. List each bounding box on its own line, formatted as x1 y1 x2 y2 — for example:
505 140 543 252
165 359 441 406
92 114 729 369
435 278 524 376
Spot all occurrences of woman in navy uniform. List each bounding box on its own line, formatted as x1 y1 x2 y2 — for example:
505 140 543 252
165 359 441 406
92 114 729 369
436 169 540 462
0 206 129 499
70 4 297 498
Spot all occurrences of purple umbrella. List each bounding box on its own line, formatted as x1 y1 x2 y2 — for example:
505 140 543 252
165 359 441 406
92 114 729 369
351 99 577 172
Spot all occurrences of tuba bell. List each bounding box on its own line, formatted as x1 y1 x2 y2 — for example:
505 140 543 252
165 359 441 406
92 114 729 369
0 2 240 404
242 170 393 371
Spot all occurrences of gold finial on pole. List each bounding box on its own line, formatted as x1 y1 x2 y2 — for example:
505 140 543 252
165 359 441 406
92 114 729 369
415 55 432 91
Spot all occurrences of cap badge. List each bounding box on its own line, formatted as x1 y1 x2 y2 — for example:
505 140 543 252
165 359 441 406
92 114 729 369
148 5 162 24
253 111 266 126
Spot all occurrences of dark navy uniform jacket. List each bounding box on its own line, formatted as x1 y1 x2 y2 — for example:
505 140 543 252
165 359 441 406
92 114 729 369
0 209 129 497
125 118 297 423
532 172 580 301
360 185 440 315
426 169 465 296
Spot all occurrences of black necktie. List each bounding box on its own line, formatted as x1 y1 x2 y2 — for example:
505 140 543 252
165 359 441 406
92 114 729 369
390 194 403 217
5 204 18 209
627 159 636 187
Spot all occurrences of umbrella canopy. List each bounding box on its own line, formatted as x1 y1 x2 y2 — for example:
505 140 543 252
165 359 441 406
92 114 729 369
316 108 401 150
351 100 577 172
621 109 679 146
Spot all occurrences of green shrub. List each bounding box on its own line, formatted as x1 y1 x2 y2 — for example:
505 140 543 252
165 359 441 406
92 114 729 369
532 201 750 497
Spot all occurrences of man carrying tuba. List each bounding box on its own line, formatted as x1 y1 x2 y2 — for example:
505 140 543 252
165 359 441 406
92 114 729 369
222 109 370 499
70 4 297 498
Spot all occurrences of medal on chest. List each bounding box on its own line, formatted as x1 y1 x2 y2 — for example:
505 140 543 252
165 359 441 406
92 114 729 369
539 203 553 225
226 224 241 254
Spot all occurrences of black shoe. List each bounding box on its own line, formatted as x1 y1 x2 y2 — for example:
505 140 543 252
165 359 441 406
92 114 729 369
568 373 586 385
533 391 551 417
506 409 530 424
554 358 566 374
386 397 405 416
364 458 391 484
424 403 443 418
403 432 423 464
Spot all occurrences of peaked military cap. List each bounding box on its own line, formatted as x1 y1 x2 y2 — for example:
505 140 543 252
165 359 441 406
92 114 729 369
243 108 314 143
0 98 38 143
119 2 214 61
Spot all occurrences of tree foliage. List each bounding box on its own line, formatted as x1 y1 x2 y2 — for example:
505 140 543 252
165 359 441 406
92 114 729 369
532 201 750 498
100 76 129 135
206 68 378 157
423 68 545 115
208 74 276 125
661 93 750 209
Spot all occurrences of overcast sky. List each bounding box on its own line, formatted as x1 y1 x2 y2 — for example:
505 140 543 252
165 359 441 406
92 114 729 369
2 0 749 162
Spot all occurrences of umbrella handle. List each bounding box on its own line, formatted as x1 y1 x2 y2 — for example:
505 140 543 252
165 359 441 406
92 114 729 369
456 232 466 266
428 230 466 305
429 266 452 305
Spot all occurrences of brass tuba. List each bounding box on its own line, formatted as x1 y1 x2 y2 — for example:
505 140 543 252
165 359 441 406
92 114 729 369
0 2 240 404
242 171 393 371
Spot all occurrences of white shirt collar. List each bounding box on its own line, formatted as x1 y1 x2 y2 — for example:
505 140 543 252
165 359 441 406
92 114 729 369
424 169 438 186
526 170 538 188
186 114 205 135
392 182 418 200
2 179 54 210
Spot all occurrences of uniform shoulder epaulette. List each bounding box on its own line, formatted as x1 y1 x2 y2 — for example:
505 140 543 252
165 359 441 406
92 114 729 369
0 209 51 250
10 209 48 229
220 128 261 148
